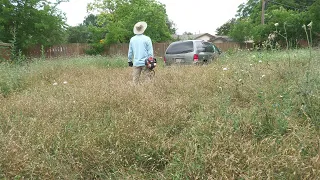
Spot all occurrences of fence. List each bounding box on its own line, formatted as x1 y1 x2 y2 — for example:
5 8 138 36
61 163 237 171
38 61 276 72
105 42 171 57
27 43 89 58
215 42 254 51
105 42 251 57
0 42 11 60
25 42 252 59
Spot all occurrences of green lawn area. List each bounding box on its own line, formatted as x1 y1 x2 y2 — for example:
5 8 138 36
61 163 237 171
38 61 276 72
0 49 319 179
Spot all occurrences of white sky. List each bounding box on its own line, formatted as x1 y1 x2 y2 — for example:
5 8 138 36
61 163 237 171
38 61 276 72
57 0 247 35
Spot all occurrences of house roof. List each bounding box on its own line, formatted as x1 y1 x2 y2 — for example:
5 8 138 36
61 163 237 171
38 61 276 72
210 36 234 42
172 33 237 43
172 33 215 40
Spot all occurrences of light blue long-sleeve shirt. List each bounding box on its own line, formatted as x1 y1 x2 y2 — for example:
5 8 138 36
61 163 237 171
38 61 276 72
128 34 153 67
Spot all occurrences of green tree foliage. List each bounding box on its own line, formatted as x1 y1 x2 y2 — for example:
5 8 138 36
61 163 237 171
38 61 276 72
83 13 98 26
88 0 174 44
224 0 320 45
166 18 176 35
0 0 68 52
216 18 236 35
67 14 107 43
307 0 320 40
67 25 91 43
236 0 260 19
229 18 253 42
66 14 109 55
182 32 193 35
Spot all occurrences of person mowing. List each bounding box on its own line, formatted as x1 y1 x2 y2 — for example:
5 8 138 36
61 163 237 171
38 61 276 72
128 21 154 85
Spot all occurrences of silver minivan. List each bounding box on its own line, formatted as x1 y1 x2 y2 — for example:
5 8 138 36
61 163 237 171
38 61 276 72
164 40 215 66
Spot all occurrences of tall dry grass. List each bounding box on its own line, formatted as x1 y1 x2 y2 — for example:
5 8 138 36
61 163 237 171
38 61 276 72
0 50 319 179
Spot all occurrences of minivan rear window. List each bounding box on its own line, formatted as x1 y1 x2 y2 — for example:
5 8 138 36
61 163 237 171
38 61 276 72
203 42 214 53
195 41 214 53
166 41 194 54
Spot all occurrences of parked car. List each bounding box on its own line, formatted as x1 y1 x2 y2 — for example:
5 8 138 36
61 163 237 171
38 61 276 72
164 40 216 66
210 42 222 59
211 43 222 55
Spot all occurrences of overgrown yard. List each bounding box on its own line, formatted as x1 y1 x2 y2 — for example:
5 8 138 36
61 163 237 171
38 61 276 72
0 49 320 179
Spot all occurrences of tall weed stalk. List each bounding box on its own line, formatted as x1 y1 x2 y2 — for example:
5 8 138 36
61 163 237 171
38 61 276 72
274 22 291 68
300 22 319 128
9 26 26 64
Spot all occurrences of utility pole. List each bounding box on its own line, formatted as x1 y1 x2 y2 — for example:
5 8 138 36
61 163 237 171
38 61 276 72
261 0 268 24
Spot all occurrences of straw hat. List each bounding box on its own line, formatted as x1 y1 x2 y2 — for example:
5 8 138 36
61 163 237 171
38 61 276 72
133 21 147 34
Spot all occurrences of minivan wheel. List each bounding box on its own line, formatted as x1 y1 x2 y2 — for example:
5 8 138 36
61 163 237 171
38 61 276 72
203 60 209 66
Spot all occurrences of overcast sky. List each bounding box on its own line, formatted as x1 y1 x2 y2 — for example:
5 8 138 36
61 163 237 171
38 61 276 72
57 0 247 35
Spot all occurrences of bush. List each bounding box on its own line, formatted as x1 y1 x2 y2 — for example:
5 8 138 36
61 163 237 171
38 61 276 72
85 43 105 55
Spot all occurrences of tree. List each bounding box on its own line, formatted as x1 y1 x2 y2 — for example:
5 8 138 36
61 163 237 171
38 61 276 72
88 0 173 44
307 0 320 41
236 0 260 20
67 25 90 43
166 18 177 35
216 18 236 35
83 14 98 26
0 0 68 53
227 0 319 45
67 14 107 43
229 18 253 42
183 32 193 35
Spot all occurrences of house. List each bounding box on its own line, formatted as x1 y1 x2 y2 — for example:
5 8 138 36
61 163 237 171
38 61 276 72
210 36 235 43
172 33 215 42
172 33 238 43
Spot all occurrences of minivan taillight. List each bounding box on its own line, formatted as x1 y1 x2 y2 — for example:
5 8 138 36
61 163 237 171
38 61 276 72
163 56 166 63
193 54 199 62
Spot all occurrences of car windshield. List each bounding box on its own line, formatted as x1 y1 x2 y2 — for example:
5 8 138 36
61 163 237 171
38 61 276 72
166 41 193 54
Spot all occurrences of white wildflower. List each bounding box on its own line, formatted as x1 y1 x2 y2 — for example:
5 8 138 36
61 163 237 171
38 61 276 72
239 79 242 82
259 60 262 63
63 81 68 84
275 23 279 27
307 21 313 27
302 24 306 29
280 95 283 98
262 75 266 78
223 67 228 71
268 33 276 40
250 64 253 66
53 82 58 86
